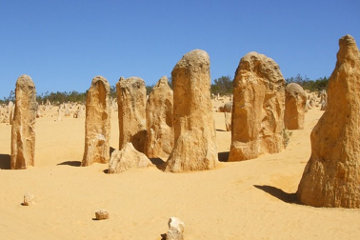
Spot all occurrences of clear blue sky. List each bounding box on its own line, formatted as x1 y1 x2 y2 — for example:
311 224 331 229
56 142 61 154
1 0 359 98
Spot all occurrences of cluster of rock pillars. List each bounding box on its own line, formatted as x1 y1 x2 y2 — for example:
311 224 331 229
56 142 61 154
8 34 360 208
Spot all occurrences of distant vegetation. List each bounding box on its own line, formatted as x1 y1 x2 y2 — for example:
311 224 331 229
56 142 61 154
36 91 87 104
286 74 328 92
211 76 233 96
0 74 329 105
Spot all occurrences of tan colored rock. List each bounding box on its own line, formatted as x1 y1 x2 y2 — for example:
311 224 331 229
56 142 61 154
108 143 153 173
224 112 231 131
284 83 307 130
11 75 37 169
297 35 360 208
8 101 14 125
218 101 232 113
82 76 111 166
228 52 285 161
145 76 174 159
166 217 185 240
116 77 147 153
95 209 109 220
165 49 218 172
56 105 64 122
320 90 327 111
22 193 34 206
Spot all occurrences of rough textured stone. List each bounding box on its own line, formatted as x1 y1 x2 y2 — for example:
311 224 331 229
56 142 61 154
284 83 307 130
224 112 231 131
228 52 285 161
218 102 232 113
22 193 34 206
146 76 174 160
108 143 153 173
11 75 37 169
165 49 218 172
297 35 360 208
82 76 111 166
8 101 14 125
95 209 109 220
166 217 185 240
56 105 64 122
320 90 327 111
116 77 147 153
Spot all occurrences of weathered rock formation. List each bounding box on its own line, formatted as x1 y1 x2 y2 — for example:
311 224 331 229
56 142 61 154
224 112 231 131
22 193 34 206
165 49 218 172
95 209 109 220
82 76 111 166
165 217 185 240
108 143 153 173
8 101 14 125
297 35 360 208
218 102 232 132
320 90 327 111
11 75 37 169
146 76 174 159
228 52 285 161
284 83 307 130
116 77 147 153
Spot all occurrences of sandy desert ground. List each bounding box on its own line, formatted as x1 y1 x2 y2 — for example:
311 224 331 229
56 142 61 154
0 105 359 240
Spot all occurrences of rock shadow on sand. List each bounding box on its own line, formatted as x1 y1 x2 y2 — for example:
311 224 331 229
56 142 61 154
216 128 227 132
0 154 11 169
149 158 166 171
218 151 229 162
254 185 298 204
57 161 81 167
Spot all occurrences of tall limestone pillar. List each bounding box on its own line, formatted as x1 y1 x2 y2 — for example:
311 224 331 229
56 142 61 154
82 76 111 166
165 49 218 172
228 52 286 161
297 35 360 208
116 76 147 153
11 74 37 169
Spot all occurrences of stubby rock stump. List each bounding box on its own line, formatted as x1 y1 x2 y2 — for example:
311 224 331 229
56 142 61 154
108 143 153 173
284 83 307 130
95 209 109 220
22 193 34 206
165 217 185 240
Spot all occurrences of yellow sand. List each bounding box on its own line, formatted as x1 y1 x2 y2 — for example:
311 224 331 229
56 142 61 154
0 107 359 240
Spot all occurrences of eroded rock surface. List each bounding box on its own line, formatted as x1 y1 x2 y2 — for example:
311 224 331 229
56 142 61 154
284 83 307 129
146 76 174 159
228 52 285 161
11 74 37 169
108 143 153 173
165 49 218 172
297 35 360 208
82 76 111 166
116 77 147 153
